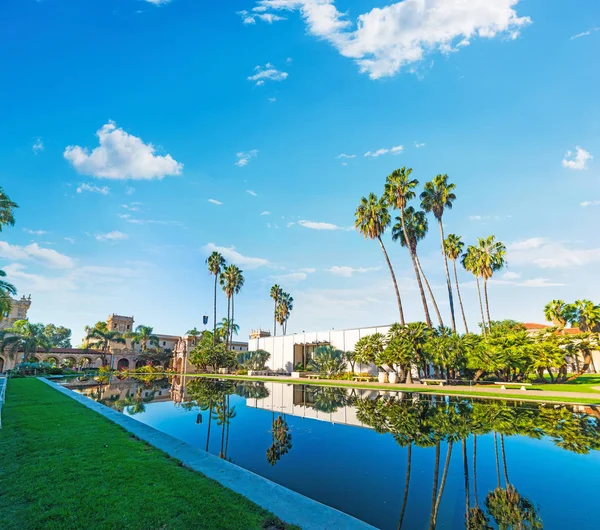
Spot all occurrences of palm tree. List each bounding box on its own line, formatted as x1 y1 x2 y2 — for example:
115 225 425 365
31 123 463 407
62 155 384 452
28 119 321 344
444 234 469 333
220 264 237 349
476 236 506 328
0 186 18 231
270 284 283 336
543 300 568 327
126 325 159 352
0 269 17 322
392 207 443 327
462 246 488 336
216 318 239 345
207 251 226 343
280 292 293 334
421 174 457 332
570 300 600 332
1 320 52 363
85 321 126 366
229 266 244 346
355 192 405 324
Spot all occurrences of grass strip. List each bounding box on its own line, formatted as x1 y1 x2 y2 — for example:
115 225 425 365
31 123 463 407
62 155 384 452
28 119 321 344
0 378 291 530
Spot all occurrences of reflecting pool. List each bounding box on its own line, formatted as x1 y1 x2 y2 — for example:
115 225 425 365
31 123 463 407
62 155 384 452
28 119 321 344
61 375 600 529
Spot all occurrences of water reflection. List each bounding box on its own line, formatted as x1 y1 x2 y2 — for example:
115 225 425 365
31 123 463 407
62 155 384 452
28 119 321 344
63 375 600 530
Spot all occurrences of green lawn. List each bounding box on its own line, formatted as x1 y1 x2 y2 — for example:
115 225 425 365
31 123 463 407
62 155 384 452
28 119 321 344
0 379 292 530
529 374 600 394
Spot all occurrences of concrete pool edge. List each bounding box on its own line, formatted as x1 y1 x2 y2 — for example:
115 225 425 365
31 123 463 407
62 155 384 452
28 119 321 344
39 377 375 530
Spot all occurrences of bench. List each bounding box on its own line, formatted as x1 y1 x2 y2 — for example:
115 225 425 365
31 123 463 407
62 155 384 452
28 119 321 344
305 373 322 380
421 379 447 386
494 382 532 391
352 376 372 382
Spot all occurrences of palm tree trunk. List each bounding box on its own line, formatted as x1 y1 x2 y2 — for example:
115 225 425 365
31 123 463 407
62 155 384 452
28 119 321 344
401 209 432 327
452 260 469 333
213 274 218 345
432 441 453 529
500 434 509 486
462 439 470 524
231 293 235 348
378 236 405 325
473 435 479 507
416 256 444 328
273 300 277 337
225 395 231 458
438 221 456 332
205 401 213 452
493 432 501 488
483 278 492 332
226 296 231 350
429 440 441 530
397 443 412 530
475 277 487 337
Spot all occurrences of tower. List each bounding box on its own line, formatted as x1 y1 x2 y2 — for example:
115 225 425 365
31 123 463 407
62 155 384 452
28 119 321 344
0 295 31 330
106 314 135 352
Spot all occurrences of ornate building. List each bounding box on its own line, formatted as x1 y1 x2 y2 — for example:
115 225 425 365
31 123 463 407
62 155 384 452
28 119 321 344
0 295 31 330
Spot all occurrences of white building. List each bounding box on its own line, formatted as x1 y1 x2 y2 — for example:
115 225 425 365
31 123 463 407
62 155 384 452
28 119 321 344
248 324 393 374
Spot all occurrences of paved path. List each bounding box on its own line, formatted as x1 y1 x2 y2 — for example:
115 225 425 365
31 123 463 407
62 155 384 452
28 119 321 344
195 374 600 404
0 377 6 429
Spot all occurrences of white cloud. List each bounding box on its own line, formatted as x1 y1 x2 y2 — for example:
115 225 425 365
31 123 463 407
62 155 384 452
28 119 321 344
77 183 110 195
64 121 183 180
260 211 271 216
520 278 566 288
208 199 223 205
238 10 287 24
299 267 316 273
502 271 521 280
268 97 277 102
32 137 44 154
235 150 258 167
509 238 600 269
298 220 348 231
23 229 48 235
0 241 74 269
415 142 425 148
391 145 404 154
64 237 76 244
246 190 258 196
3 263 77 292
248 64 288 85
581 200 600 207
203 243 269 269
562 146 592 170
336 153 356 159
144 0 172 5
125 186 135 195
118 214 131 219
270 272 309 282
126 219 184 227
245 0 530 79
121 202 142 211
326 265 380 277
364 148 389 158
570 27 600 40
95 231 128 242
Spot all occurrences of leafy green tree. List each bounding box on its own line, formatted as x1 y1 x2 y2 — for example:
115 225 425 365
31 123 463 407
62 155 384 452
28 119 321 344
1 320 52 362
84 321 126 366
189 332 232 371
543 300 569 327
421 174 457 332
126 325 159 352
445 234 469 333
392 206 443 327
266 415 292 466
355 192 405 324
220 264 244 347
567 300 600 332
269 284 283 336
462 245 488 336
309 345 347 376
44 324 72 348
476 236 507 328
0 186 18 231
216 318 238 344
236 349 270 370
207 251 226 342
354 332 386 373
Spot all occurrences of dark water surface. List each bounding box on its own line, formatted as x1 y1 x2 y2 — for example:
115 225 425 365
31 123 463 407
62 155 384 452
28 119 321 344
60 375 600 529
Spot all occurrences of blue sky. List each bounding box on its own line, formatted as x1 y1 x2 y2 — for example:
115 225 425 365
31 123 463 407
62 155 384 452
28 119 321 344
1 0 598 344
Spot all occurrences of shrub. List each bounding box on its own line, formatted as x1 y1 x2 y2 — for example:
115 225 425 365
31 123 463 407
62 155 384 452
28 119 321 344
309 346 347 377
236 349 270 371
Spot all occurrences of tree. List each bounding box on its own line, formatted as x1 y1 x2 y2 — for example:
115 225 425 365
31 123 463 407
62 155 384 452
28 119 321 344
354 333 386 373
189 332 232 371
355 192 405 324
530 333 565 382
567 300 600 332
444 234 469 333
0 269 17 322
1 320 52 362
392 206 443 327
228 265 244 347
309 345 347 377
543 300 569 327
126 325 159 353
384 167 430 327
216 318 239 344
476 236 506 328
0 186 18 231
270 284 283 336
85 321 126 366
220 264 242 349
44 324 72 348
236 349 270 370
462 245 488 336
278 292 294 334
207 251 226 343
421 174 457 332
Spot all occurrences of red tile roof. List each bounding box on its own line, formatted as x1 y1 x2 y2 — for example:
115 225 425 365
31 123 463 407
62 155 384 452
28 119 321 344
523 323 550 330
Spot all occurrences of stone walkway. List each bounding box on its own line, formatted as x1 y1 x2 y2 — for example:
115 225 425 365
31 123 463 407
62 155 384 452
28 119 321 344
0 377 6 429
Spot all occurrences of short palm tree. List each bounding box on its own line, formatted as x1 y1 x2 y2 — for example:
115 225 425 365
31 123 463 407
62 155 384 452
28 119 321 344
355 192 405 324
476 236 506 327
571 300 600 332
207 251 226 343
0 269 17 322
270 284 283 336
1 320 52 363
420 174 457 332
85 321 126 366
444 234 469 333
392 207 443 327
126 325 159 352
0 186 18 231
544 300 569 327
462 246 488 336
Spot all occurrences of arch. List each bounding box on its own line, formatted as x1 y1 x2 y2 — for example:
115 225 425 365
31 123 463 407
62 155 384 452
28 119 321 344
0 357 5 373
135 360 146 369
30 357 40 363
78 357 93 368
61 357 76 368
117 358 130 371
45 357 59 366
93 357 103 368
175 357 183 372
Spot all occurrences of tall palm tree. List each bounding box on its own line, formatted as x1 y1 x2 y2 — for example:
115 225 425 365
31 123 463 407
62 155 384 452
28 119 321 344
207 251 226 343
126 325 159 352
85 321 126 366
392 207 443 328
543 300 568 327
476 236 507 328
220 265 236 349
1 320 52 363
462 246 488 336
0 269 17 322
355 192 405 324
421 174 457 332
269 284 283 336
275 292 294 334
0 186 18 231
444 234 469 333
229 266 244 346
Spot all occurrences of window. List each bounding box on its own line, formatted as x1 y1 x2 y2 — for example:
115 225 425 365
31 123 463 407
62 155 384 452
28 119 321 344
127 324 130 330
163 341 166 346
